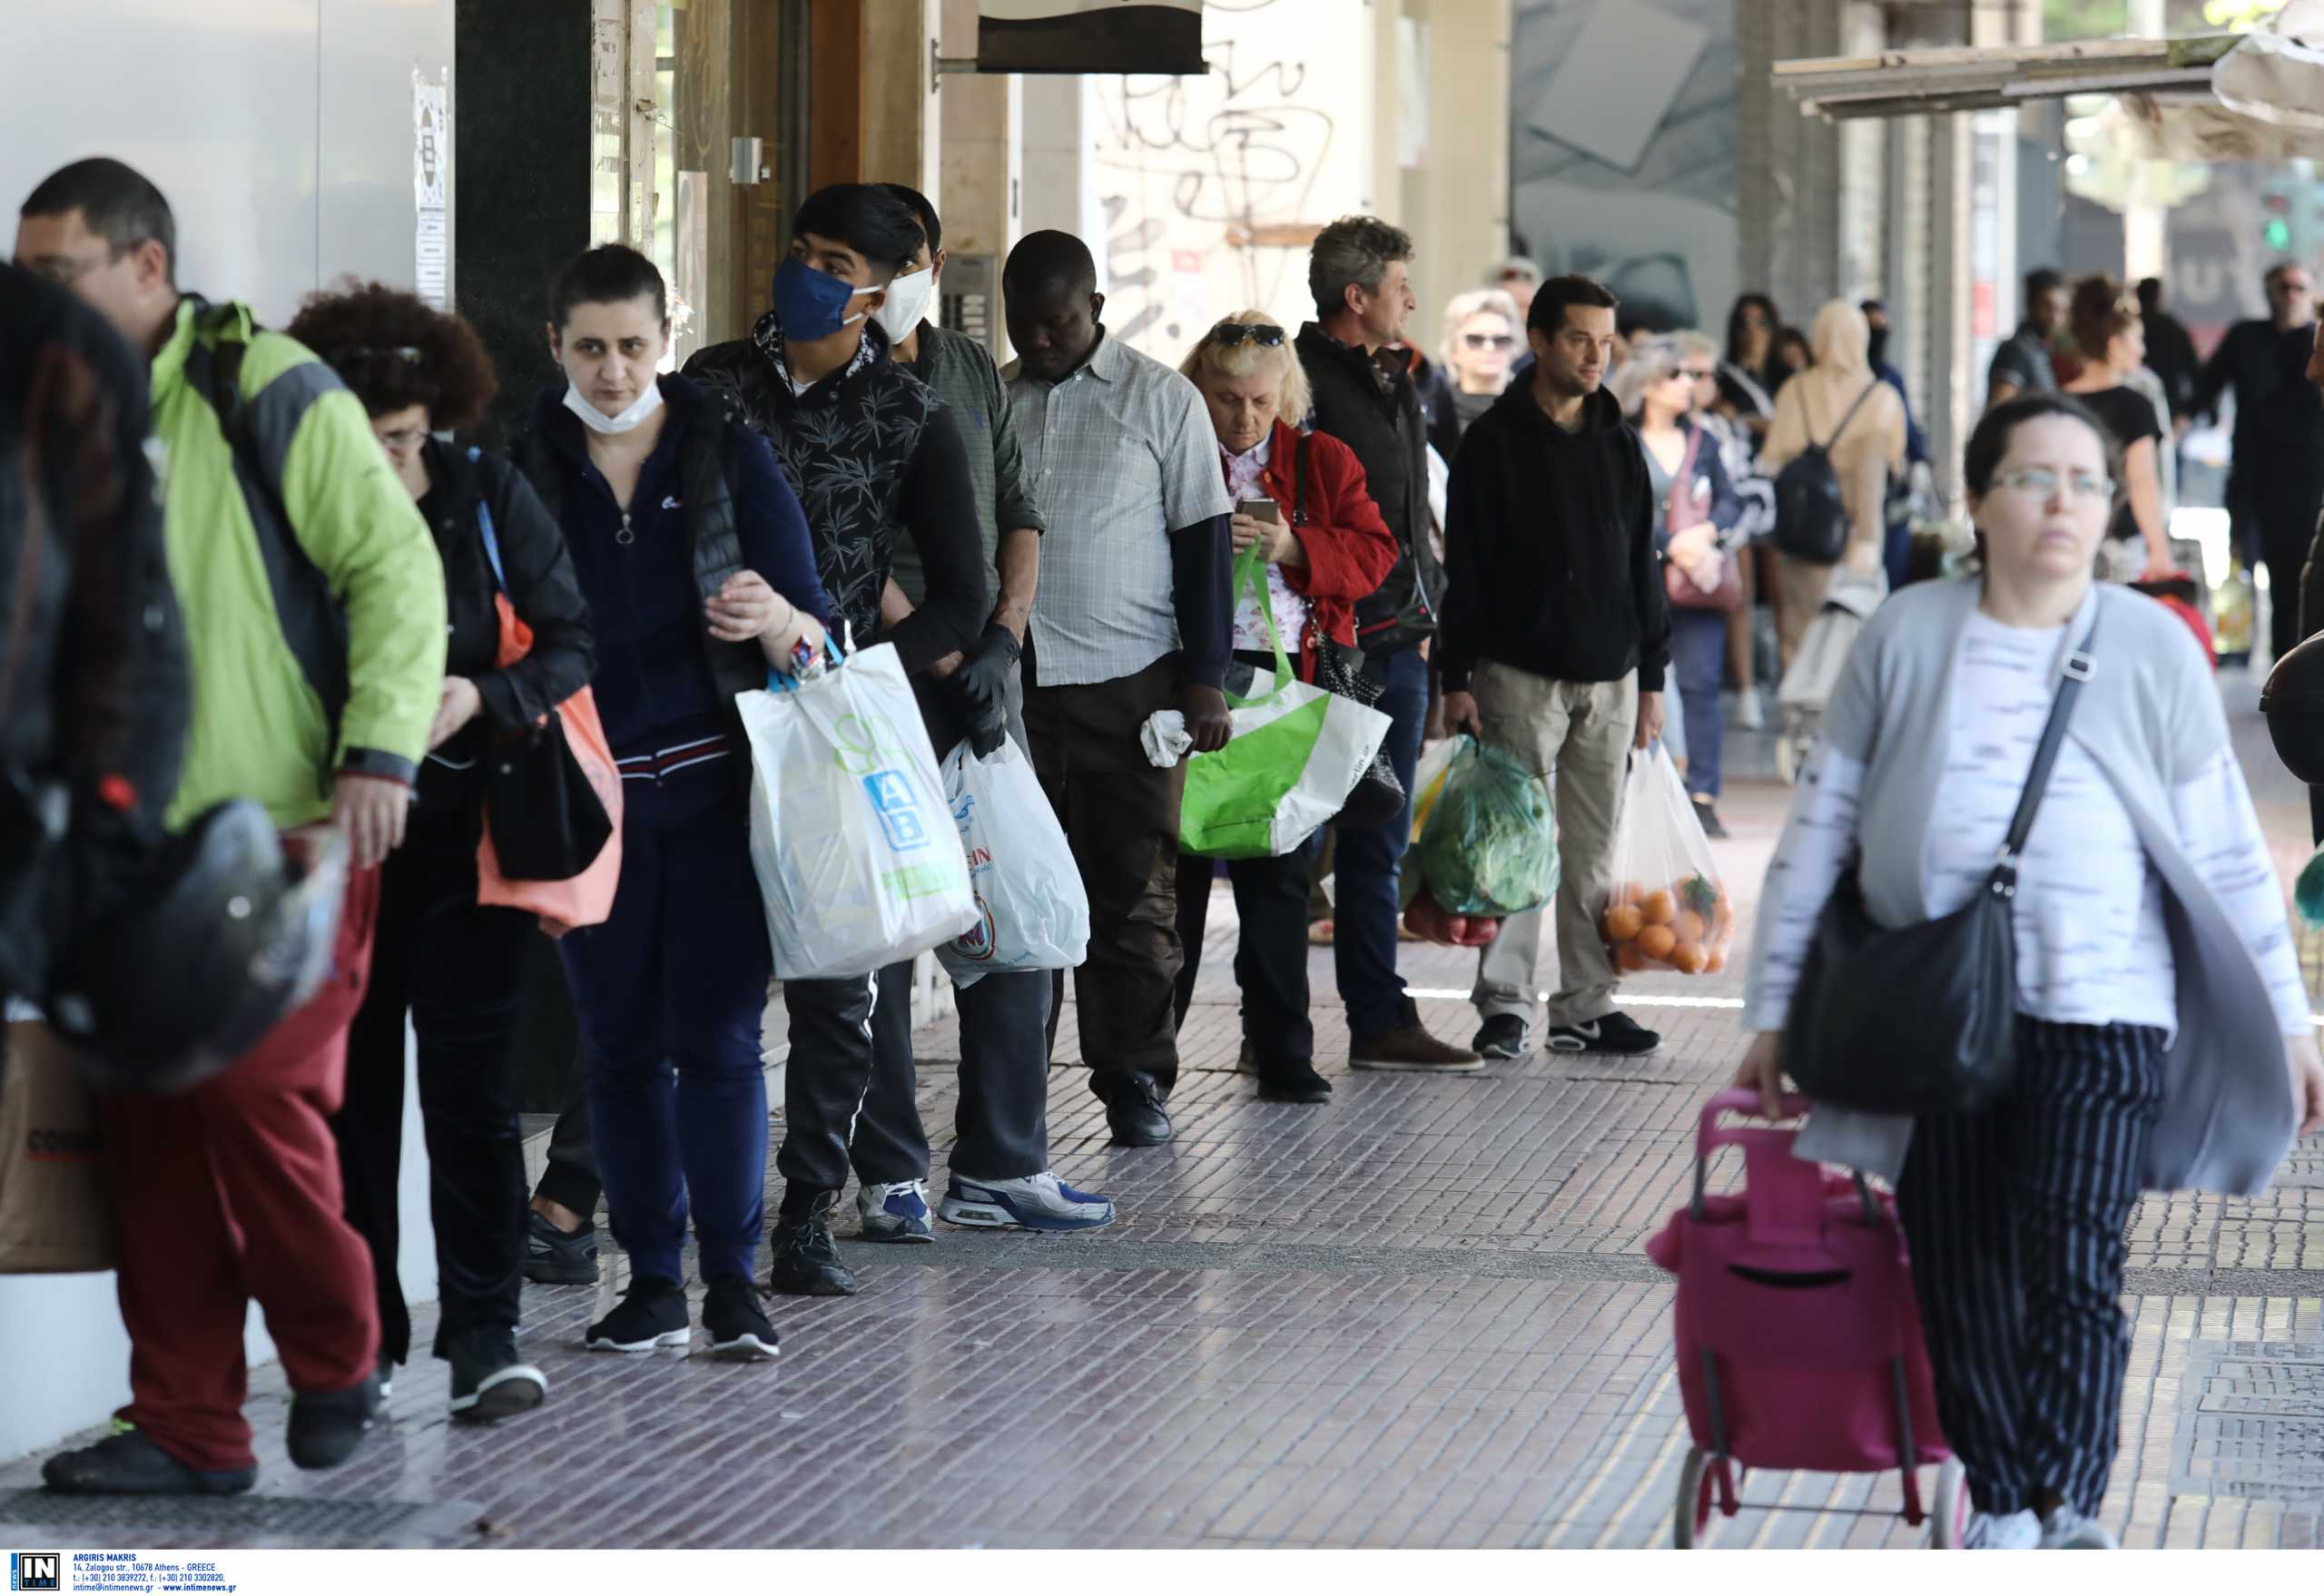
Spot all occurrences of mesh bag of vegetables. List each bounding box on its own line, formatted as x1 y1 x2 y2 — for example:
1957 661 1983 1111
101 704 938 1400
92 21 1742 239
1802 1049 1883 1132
1410 735 1558 917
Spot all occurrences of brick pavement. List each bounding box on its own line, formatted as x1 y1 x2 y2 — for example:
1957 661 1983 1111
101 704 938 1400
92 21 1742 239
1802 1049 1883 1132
5 687 2322 1550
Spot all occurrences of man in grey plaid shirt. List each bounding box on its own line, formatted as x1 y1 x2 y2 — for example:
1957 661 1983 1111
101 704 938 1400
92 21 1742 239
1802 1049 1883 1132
1003 230 1234 1149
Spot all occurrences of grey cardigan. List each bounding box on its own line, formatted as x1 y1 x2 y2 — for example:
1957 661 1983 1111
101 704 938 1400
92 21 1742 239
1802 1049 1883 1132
1744 576 2300 1197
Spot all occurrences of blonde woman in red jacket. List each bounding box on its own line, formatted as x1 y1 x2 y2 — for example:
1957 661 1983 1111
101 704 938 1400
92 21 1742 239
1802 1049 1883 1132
1171 310 1401 1104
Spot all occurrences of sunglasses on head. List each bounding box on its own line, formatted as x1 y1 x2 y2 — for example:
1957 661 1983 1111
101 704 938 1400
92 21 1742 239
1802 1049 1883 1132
1210 321 1286 348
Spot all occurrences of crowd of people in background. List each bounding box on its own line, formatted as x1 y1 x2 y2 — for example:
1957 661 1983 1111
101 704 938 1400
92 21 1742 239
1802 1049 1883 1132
10 138 2324 1545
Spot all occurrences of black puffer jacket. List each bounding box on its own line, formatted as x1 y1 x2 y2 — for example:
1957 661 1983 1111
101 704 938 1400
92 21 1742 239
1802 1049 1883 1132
415 436 595 804
1296 323 1444 651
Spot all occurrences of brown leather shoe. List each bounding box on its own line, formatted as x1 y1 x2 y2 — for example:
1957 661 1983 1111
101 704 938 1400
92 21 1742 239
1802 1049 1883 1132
1347 1023 1485 1072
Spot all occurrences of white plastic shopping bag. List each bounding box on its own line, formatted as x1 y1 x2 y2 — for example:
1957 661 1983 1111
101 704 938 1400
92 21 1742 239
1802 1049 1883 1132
933 739 1088 988
738 642 978 980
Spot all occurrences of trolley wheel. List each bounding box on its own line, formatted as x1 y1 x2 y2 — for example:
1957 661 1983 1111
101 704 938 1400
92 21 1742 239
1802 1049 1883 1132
1928 1458 1970 1549
1674 1447 1716 1549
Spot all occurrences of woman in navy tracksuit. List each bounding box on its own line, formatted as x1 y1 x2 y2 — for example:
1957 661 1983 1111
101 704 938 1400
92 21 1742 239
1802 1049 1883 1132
516 246 831 1363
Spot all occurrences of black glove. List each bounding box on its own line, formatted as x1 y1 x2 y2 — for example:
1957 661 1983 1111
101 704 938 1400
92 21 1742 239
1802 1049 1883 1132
943 622 1020 759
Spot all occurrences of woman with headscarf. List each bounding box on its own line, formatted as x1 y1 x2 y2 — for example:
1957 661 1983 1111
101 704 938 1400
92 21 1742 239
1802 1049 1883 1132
1759 300 1909 669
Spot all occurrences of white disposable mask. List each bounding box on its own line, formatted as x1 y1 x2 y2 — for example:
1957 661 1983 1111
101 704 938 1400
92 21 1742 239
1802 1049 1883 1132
563 378 665 436
872 267 937 343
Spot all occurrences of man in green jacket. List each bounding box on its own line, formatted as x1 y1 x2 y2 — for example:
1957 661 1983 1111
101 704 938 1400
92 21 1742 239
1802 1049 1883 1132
16 157 447 1495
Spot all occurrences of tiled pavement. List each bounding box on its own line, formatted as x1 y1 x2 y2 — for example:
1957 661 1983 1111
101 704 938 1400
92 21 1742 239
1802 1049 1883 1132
5 685 2323 1550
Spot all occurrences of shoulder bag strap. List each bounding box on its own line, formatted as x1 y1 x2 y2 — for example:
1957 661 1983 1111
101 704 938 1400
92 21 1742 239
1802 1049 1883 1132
1994 610 2102 880
1822 379 1880 449
1668 426 1704 527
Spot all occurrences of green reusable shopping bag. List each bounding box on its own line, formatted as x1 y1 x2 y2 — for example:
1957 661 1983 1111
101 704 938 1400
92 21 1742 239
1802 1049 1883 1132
1178 545 1345 860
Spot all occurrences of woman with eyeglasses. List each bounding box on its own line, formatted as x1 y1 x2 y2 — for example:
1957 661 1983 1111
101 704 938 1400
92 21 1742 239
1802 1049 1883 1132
2060 274 2174 582
1171 310 1398 1105
286 281 596 1422
1425 288 1523 464
1738 391 2324 1549
1616 337 1744 838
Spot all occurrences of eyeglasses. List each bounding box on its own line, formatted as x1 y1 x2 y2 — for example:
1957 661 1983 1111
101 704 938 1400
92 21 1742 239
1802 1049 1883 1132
374 426 429 451
1681 367 1717 380
1209 321 1286 348
1990 467 2114 503
17 251 117 288
1462 332 1516 350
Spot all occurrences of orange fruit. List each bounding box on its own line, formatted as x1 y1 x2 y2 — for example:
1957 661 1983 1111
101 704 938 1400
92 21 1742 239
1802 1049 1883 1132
1641 890 1678 926
1704 947 1728 973
1602 905 1644 943
1615 881 1647 907
1671 941 1709 975
1615 943 1649 973
1675 910 1708 943
1638 924 1678 961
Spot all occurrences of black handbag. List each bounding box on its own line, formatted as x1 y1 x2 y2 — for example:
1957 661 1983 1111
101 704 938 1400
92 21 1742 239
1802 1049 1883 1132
485 713 615 882
1783 612 2098 1116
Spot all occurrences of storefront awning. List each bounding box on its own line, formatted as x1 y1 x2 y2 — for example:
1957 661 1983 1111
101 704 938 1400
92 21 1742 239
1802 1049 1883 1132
1771 34 2235 121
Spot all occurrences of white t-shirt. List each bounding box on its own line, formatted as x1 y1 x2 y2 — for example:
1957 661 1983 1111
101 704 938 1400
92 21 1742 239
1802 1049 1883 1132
1924 612 2175 1030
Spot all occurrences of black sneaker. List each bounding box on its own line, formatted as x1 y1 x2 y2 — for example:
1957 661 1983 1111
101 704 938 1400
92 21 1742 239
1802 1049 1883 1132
1692 796 1729 840
701 1276 782 1361
1546 1012 1661 1056
524 1208 599 1286
1255 1059 1332 1104
1472 1014 1533 1061
585 1277 691 1353
768 1193 860 1297
447 1326 547 1422
42 1427 256 1497
286 1371 381 1471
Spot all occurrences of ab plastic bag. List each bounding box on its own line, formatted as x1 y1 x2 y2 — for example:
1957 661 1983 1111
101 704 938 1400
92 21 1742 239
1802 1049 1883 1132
1408 736 1460 844
1600 743 1734 977
739 642 978 980
1409 734 1558 917
935 739 1088 988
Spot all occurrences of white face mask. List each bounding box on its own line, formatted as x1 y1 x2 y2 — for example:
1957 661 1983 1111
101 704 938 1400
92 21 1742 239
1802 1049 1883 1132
563 378 665 436
872 267 937 343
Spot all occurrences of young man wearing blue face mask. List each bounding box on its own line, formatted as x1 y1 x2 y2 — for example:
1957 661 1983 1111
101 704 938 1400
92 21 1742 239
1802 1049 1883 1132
685 182 988 1296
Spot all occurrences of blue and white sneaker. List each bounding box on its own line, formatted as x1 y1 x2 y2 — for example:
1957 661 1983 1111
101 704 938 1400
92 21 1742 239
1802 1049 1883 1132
856 1178 935 1244
940 1170 1116 1232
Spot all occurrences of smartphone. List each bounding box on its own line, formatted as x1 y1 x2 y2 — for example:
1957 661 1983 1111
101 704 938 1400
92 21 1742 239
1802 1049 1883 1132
1237 498 1281 525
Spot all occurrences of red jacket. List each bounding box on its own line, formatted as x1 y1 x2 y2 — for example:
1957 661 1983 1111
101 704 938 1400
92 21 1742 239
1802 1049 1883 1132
1230 419 1401 683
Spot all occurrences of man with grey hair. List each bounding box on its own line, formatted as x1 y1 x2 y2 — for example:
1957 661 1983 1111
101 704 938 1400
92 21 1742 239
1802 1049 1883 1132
1295 216 1479 1075
1489 256 1542 321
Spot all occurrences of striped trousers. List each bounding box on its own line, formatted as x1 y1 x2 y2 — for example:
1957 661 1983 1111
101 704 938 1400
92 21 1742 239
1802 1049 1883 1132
1894 1017 2167 1518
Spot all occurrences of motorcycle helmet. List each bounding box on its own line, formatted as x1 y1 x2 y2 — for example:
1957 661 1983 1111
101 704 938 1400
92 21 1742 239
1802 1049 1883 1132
43 801 347 1094
2262 630 2324 784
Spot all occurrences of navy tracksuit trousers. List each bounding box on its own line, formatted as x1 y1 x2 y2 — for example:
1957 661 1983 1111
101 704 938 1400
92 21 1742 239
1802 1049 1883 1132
1895 1017 2167 1519
559 766 773 1287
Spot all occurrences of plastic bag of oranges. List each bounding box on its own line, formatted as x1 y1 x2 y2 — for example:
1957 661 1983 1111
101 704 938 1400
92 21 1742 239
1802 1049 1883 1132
1600 744 1734 977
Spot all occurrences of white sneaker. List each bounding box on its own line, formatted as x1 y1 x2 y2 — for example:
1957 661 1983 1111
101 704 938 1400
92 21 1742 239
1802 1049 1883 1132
2037 1504 2118 1550
855 1178 934 1243
940 1170 1116 1232
1964 1509 2042 1550
1736 689 1765 732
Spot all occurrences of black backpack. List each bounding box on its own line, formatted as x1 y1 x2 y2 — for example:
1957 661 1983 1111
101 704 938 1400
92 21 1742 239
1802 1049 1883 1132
1771 380 1880 566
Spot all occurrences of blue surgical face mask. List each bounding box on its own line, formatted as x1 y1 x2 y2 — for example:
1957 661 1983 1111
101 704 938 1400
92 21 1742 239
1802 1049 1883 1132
773 257 869 342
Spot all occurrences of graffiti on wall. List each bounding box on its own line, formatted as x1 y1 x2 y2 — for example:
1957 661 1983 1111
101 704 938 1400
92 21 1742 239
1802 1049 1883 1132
1088 1 1370 361
1512 0 1738 334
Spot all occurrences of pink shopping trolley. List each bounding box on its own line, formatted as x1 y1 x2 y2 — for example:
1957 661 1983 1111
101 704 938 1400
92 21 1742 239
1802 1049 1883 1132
1643 1089 1968 1548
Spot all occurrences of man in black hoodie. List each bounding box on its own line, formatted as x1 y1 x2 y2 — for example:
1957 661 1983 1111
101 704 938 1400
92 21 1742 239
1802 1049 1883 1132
1440 274 1669 1061
685 182 987 1296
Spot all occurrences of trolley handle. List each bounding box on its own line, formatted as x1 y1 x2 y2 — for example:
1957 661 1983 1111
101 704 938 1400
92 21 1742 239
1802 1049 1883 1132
1689 1089 1879 1225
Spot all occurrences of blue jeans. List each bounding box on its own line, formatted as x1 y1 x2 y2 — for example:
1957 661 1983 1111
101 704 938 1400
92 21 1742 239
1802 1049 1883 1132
1329 645 1431 1039
559 767 773 1286
1669 608 1727 800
